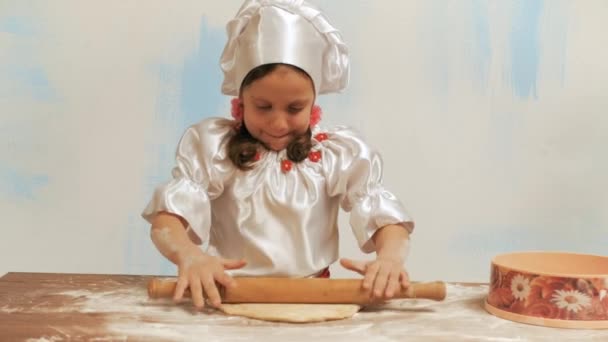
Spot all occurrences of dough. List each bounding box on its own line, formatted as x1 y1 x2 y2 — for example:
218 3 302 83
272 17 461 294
219 303 361 323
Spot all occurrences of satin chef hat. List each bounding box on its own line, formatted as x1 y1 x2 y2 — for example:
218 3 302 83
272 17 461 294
220 0 350 96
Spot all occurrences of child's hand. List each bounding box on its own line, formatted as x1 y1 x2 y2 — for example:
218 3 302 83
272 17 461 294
340 257 409 300
174 250 246 309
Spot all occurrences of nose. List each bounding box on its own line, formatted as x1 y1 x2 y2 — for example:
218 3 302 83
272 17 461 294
268 113 288 134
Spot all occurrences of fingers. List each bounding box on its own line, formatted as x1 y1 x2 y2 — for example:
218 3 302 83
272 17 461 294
362 262 379 291
362 259 411 301
339 258 366 275
176 256 243 309
221 258 247 270
173 275 189 302
215 271 236 289
177 274 225 309
202 275 222 308
400 270 410 288
371 264 390 298
189 275 206 309
384 271 400 298
216 258 246 289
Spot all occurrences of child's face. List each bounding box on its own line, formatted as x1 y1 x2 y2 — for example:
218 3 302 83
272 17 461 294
241 66 314 151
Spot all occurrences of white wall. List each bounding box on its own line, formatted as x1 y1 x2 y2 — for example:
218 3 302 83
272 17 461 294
1 0 606 282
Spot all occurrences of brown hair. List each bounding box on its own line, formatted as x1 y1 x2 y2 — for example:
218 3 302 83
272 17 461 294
227 63 313 170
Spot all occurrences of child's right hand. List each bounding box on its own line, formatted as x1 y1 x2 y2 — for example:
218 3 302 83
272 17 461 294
173 250 247 309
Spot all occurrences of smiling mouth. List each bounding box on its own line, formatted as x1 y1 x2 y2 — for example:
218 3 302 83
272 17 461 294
266 133 290 139
262 133 292 151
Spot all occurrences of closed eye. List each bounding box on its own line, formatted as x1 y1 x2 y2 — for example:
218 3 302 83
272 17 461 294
288 107 304 114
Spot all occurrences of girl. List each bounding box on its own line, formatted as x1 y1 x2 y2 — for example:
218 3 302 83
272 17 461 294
142 0 414 309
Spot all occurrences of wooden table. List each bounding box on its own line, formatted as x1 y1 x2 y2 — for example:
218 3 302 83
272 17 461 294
1 272 607 341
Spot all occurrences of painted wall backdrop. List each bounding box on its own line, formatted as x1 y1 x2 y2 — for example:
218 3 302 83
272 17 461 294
1 0 607 282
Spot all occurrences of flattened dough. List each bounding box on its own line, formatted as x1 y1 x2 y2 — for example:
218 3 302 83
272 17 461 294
219 303 361 323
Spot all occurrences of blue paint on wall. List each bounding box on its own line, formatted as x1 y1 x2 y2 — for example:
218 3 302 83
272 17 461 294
446 222 604 276
422 0 450 98
128 61 181 275
180 16 226 130
0 15 37 36
129 16 228 275
309 0 358 121
0 163 49 200
0 14 56 103
509 0 543 100
125 213 175 276
147 63 181 189
471 0 492 90
149 16 227 191
150 15 227 189
544 0 570 86
449 217 608 257
8 66 57 102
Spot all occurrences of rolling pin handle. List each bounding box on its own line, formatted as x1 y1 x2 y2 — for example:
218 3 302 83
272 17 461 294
148 278 175 299
406 281 447 301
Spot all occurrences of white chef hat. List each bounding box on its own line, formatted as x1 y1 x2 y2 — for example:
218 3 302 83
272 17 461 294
220 0 349 96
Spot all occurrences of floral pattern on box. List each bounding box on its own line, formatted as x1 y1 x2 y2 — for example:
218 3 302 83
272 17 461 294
487 264 608 321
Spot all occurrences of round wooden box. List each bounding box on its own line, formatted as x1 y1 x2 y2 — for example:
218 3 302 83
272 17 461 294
485 251 608 329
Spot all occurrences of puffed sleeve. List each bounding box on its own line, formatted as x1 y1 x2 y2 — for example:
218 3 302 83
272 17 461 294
141 118 234 244
322 126 414 253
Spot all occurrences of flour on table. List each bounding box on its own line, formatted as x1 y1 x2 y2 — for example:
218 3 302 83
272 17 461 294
33 283 608 341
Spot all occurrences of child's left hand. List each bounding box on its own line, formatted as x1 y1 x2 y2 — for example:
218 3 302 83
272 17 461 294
340 257 409 300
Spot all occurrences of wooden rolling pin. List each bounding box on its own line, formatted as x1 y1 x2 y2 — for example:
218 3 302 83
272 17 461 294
148 277 446 304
